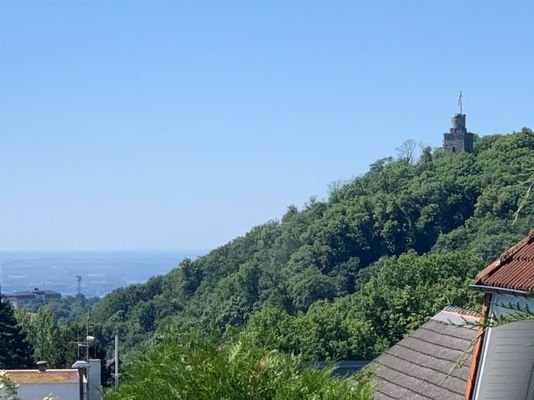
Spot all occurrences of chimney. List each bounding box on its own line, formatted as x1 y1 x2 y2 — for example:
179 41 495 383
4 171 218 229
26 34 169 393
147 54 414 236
36 360 48 372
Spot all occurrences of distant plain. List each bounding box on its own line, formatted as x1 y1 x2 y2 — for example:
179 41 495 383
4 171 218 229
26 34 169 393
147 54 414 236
0 250 203 298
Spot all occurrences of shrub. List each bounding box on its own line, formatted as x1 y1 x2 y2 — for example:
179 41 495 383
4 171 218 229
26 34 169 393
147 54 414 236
104 338 372 400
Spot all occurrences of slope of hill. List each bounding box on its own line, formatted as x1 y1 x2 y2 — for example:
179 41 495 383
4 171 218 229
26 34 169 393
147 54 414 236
91 129 534 359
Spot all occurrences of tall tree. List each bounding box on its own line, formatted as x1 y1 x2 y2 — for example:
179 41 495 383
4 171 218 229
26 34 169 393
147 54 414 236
16 308 60 366
0 300 34 368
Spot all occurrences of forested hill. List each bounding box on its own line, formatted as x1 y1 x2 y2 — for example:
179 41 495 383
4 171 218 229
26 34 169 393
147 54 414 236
92 129 534 360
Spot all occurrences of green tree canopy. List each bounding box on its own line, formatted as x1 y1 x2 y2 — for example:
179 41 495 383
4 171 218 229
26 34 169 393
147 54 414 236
0 300 33 368
82 129 534 361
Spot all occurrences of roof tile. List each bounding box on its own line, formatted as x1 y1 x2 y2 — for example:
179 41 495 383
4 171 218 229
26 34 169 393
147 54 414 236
475 230 534 291
371 308 478 400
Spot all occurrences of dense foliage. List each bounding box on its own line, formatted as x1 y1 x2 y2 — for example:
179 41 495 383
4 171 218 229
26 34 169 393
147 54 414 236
14 129 534 370
240 250 481 359
88 129 534 361
6 295 101 369
104 337 372 400
12 294 98 323
15 307 107 369
0 300 33 369
43 295 100 323
0 369 20 400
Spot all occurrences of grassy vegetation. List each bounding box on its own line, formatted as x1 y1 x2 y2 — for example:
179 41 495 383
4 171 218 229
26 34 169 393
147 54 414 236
104 337 372 400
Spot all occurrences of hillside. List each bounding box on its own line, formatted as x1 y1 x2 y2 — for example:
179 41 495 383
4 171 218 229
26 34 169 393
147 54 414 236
90 129 534 360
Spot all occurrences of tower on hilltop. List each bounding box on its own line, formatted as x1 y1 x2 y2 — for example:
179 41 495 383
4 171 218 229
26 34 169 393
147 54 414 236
443 92 474 155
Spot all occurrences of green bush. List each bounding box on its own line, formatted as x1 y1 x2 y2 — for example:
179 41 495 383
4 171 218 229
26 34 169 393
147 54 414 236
104 338 372 400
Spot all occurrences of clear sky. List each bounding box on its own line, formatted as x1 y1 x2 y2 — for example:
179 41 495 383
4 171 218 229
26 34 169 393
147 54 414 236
1 1 533 251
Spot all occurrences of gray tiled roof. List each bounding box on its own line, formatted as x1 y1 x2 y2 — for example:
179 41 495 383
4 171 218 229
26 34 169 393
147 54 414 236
372 308 479 400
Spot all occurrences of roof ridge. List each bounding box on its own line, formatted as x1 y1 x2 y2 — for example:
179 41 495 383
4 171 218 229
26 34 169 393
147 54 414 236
499 229 534 263
441 306 480 318
475 229 534 284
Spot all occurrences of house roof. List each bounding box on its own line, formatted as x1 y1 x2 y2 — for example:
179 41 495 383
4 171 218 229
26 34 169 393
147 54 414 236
372 306 479 400
474 230 534 292
4 293 36 299
6 369 79 384
4 289 61 299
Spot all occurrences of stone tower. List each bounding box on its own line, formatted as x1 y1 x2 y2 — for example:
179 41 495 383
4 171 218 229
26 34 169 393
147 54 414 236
443 113 474 154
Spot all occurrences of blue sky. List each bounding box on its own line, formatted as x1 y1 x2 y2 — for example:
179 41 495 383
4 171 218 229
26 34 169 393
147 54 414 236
1 1 533 251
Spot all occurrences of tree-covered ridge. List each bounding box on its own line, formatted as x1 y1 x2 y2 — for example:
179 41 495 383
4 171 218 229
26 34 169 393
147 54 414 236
91 129 534 360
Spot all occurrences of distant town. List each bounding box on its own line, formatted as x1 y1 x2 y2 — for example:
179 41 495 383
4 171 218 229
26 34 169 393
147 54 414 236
1 287 61 309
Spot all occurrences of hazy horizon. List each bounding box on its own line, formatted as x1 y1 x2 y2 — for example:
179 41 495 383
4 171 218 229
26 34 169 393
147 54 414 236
0 249 203 296
0 247 208 253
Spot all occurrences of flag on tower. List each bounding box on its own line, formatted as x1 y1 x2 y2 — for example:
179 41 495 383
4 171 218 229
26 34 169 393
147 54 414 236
458 91 463 114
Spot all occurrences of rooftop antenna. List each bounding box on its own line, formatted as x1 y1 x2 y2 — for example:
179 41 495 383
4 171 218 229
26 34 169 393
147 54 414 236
458 90 463 115
76 275 82 295
71 319 95 361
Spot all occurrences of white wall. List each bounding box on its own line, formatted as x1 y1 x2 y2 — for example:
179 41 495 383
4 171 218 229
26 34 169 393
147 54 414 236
87 360 102 400
16 382 79 400
474 294 534 399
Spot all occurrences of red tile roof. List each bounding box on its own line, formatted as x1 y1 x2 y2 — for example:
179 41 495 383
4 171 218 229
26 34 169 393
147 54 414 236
475 230 534 291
